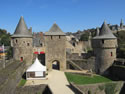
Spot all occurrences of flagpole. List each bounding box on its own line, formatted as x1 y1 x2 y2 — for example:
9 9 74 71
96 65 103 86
2 44 5 68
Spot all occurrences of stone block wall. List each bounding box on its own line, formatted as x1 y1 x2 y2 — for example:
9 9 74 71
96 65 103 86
0 61 25 94
15 85 52 94
12 37 33 67
45 35 66 71
71 81 124 94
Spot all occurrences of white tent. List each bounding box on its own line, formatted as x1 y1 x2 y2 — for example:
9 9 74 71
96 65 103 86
26 58 46 80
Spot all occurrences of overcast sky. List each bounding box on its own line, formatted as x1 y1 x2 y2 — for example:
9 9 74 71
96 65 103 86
0 0 125 34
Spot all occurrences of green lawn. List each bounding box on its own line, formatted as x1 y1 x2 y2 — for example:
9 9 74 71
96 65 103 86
18 78 26 86
65 72 112 85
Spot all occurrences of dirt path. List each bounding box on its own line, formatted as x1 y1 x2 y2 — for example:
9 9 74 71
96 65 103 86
47 70 74 94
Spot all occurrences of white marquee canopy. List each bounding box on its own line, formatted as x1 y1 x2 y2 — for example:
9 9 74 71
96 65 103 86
26 58 46 72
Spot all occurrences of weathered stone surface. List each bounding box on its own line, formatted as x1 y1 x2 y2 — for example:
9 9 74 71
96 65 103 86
11 38 33 67
71 81 124 94
0 61 25 94
45 35 66 71
15 85 52 94
92 38 117 74
67 57 95 72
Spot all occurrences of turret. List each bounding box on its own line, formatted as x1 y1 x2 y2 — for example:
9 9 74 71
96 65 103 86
11 16 33 67
120 19 124 29
92 21 117 75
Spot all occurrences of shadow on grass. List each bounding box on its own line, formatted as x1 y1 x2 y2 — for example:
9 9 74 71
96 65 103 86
66 84 83 94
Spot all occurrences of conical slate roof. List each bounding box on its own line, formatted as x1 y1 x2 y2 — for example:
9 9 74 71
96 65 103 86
26 58 46 72
45 23 65 35
93 21 116 39
12 16 32 38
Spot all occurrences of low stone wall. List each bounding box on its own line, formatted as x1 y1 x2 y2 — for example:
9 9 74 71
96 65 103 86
15 85 52 94
72 57 95 71
0 59 14 70
0 61 25 94
67 57 95 72
70 81 124 94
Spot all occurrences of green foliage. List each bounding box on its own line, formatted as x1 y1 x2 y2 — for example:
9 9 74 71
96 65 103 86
6 47 13 59
65 73 112 85
18 78 26 86
104 83 117 94
80 31 90 41
115 31 125 58
0 29 11 46
36 92 41 94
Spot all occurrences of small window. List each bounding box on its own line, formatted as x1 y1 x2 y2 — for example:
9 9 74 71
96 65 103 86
73 43 75 47
111 52 113 56
27 43 30 46
102 39 104 44
59 35 61 39
51 36 53 40
16 39 18 43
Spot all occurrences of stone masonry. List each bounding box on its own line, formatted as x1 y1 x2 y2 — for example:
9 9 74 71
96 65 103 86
45 23 66 71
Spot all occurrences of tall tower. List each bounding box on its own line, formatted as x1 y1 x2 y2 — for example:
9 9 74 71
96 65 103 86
120 19 124 29
11 16 33 67
45 23 66 71
92 21 117 75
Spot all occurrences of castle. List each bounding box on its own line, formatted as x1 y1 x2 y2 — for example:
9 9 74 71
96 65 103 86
11 17 118 75
92 21 117 75
108 19 125 32
11 16 67 71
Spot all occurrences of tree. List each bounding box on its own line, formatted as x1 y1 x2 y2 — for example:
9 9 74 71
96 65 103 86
80 31 89 41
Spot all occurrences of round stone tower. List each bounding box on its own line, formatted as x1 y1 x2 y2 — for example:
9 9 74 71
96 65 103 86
11 16 33 67
92 21 117 75
45 23 66 71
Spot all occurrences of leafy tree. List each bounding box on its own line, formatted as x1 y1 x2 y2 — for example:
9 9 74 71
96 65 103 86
80 31 89 41
0 29 11 46
115 31 125 58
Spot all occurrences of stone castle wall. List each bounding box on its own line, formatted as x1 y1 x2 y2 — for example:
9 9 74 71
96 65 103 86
45 35 66 71
95 48 116 74
92 39 117 48
71 81 124 94
11 38 33 67
0 61 25 94
92 39 117 74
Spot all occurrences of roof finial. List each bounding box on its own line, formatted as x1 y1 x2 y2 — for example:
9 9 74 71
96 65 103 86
104 20 106 24
121 18 123 24
54 21 56 24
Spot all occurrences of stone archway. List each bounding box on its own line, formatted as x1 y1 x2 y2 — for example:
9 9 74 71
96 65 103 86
52 60 60 70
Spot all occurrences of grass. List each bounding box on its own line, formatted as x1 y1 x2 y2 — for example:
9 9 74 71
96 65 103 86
18 78 26 86
65 72 112 85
